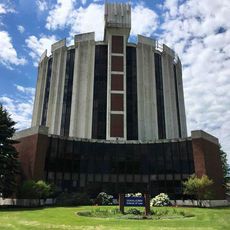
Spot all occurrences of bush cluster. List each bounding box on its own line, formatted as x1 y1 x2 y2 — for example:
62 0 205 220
56 192 92 206
18 180 53 199
150 193 171 207
95 192 113 205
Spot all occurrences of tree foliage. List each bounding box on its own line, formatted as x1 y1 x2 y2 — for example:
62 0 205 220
18 180 53 199
219 145 230 184
0 104 20 197
183 174 213 206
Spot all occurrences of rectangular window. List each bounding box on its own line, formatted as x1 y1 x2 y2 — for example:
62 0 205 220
111 74 123 91
111 94 123 111
110 114 124 137
112 36 124 54
111 56 123 72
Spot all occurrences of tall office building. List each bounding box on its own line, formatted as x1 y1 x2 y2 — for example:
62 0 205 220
14 3 225 199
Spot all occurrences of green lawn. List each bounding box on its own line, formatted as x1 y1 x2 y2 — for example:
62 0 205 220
0 206 230 230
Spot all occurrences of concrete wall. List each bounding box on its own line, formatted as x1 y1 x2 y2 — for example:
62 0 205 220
31 50 48 127
69 33 95 138
162 45 179 139
137 35 158 140
46 39 67 135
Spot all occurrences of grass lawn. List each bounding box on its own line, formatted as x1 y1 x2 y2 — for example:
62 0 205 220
0 206 230 230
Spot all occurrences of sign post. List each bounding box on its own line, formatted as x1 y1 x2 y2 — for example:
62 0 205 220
119 193 125 214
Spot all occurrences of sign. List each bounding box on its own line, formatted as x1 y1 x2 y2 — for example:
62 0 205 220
124 197 145 206
119 193 151 215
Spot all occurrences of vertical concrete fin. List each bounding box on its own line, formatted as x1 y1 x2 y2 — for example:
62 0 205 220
137 35 158 140
31 55 48 127
69 32 95 138
46 41 67 135
175 58 187 137
162 45 179 139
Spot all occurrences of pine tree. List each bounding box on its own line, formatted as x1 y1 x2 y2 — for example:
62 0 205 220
0 104 20 197
219 145 229 184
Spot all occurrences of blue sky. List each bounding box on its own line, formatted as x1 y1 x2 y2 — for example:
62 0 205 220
0 0 230 163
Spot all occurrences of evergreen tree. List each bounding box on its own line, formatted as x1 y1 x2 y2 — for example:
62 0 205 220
219 145 230 184
0 104 20 197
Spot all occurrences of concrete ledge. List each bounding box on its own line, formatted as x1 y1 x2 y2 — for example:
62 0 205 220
191 130 219 145
13 126 49 140
170 200 230 207
74 32 95 44
51 39 66 52
137 35 156 47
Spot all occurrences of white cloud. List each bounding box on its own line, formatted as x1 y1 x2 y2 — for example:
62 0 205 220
161 0 230 161
131 4 158 37
0 3 15 14
17 25 25 34
15 85 35 95
25 35 57 66
68 3 104 40
45 2 158 41
46 0 76 30
0 31 26 68
36 0 48 11
0 85 35 130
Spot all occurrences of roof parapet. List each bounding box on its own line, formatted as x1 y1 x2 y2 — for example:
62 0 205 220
51 39 66 52
137 35 156 47
74 32 95 44
191 130 219 145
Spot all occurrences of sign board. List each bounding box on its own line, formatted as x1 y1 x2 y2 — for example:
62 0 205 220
124 197 145 206
119 193 151 215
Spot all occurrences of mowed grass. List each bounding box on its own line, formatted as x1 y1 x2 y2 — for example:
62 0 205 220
0 206 230 230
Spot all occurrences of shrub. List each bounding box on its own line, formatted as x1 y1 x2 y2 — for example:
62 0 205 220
183 174 213 206
18 180 53 199
56 192 92 206
35 180 52 199
95 192 113 205
126 208 142 215
150 193 171 207
18 180 37 199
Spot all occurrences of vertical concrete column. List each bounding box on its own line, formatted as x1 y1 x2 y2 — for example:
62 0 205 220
46 39 67 135
137 35 158 140
31 50 48 127
161 45 179 139
106 33 127 140
175 58 187 137
104 3 131 140
69 33 95 138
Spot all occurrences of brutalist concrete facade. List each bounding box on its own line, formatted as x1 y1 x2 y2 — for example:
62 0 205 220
14 3 225 199
32 3 187 141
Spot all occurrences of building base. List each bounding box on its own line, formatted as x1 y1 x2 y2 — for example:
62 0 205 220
14 126 225 199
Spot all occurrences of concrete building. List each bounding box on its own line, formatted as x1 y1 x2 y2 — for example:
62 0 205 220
14 3 225 199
